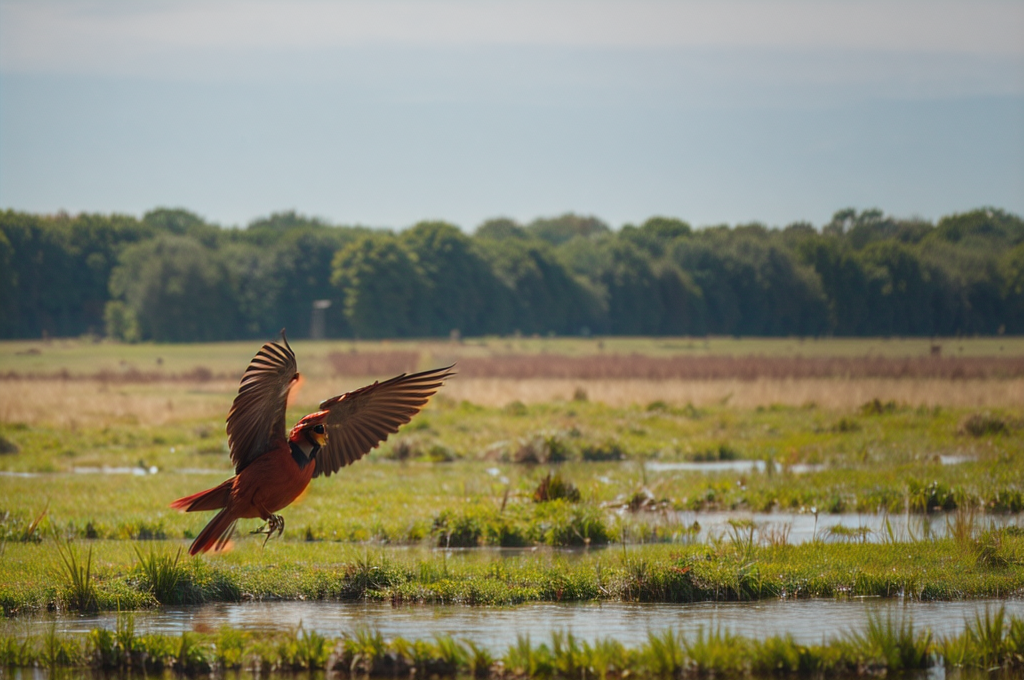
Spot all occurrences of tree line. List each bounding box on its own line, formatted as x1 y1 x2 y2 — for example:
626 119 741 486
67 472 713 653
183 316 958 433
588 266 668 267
1 206 1023 341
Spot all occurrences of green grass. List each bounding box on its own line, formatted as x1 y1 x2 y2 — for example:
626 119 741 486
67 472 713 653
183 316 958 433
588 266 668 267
2 531 1024 614
5 608 1024 676
2 397 1022 535
1 337 1023 627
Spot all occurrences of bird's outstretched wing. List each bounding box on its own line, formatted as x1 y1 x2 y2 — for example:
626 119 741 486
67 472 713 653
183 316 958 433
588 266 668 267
226 333 300 474
314 365 454 477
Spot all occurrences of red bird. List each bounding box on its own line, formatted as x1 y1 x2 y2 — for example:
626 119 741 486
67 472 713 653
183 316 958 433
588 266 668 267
171 333 453 555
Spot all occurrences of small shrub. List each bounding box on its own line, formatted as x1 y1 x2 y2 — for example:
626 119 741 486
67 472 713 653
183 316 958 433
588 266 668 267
689 443 738 462
424 444 457 463
514 434 570 464
535 502 610 546
432 509 485 547
0 435 19 455
907 479 957 513
132 521 168 541
385 438 421 461
830 417 861 433
581 440 626 461
534 473 581 503
504 401 528 416
959 413 1010 437
860 398 898 415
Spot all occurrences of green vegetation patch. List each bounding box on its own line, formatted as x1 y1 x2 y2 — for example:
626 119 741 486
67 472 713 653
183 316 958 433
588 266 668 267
5 608 1024 677
3 531 1024 615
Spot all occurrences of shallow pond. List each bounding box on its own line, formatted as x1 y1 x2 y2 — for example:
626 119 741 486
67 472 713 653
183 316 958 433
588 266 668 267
9 599 1024 650
660 510 1023 545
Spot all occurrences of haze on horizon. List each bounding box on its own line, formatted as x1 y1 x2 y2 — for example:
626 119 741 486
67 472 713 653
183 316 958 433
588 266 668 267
1 0 1022 230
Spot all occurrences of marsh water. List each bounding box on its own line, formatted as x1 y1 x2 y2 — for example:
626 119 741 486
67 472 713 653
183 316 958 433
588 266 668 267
656 509 1023 544
9 599 1024 650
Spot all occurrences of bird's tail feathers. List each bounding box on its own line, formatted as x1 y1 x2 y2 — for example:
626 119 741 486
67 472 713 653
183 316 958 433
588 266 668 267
188 507 238 556
171 479 233 513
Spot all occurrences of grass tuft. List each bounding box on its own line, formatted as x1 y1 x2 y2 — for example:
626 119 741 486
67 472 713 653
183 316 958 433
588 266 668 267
133 545 186 604
53 535 97 611
958 412 1010 437
846 612 931 671
533 472 581 503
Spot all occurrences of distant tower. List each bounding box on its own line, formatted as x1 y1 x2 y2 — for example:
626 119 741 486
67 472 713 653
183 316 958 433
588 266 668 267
310 300 332 339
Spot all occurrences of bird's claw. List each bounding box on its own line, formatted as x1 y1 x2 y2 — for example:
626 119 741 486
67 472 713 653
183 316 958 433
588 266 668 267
251 514 285 547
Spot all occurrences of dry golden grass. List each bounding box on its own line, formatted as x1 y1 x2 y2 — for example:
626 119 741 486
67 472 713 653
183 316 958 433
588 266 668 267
0 379 234 427
438 377 1024 409
441 354 1024 380
3 375 1020 427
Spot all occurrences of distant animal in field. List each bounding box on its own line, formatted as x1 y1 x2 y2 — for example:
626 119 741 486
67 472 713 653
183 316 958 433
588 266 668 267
171 332 453 555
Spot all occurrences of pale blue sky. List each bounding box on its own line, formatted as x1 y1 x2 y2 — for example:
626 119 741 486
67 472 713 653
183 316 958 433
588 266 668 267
1 1 1022 229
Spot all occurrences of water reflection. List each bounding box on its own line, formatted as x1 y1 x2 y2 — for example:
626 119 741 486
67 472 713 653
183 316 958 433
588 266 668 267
662 510 1022 545
9 599 1024 651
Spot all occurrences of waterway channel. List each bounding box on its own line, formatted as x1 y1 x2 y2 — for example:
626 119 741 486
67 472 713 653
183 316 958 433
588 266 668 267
8 599 1024 651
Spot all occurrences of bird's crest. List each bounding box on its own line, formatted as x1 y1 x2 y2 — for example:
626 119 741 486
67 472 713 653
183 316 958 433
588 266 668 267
288 410 329 442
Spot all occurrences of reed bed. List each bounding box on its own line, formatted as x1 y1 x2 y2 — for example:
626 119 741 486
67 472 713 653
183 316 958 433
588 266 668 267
436 376 1024 409
440 354 1024 381
3 609 1024 677
8 353 1024 382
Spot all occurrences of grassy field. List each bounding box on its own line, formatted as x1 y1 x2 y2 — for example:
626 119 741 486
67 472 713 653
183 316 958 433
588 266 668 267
4 335 1024 378
1 337 1023 616
4 530 1024 614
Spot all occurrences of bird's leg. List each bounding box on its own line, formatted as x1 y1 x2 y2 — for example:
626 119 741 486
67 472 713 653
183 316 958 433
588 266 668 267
250 512 285 547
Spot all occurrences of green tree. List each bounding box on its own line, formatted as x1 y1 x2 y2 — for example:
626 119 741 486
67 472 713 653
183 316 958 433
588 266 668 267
1001 243 1024 334
527 213 611 246
675 229 828 336
0 210 150 338
269 228 361 338
620 217 692 258
109 235 238 341
475 218 531 242
476 238 602 335
331 235 425 338
400 222 512 336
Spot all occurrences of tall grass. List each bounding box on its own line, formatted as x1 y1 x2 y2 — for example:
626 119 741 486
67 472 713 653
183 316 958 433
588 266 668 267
845 613 931 671
444 354 1024 381
3 614 1024 676
942 606 1024 670
53 535 97 611
133 545 187 604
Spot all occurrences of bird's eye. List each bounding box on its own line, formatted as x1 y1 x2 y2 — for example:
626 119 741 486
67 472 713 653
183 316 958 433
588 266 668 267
313 424 325 434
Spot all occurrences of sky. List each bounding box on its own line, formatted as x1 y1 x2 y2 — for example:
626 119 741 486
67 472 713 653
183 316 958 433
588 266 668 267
1 1 1022 231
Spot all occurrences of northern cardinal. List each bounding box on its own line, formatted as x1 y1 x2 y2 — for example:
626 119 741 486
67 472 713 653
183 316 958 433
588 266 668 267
172 332 452 554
